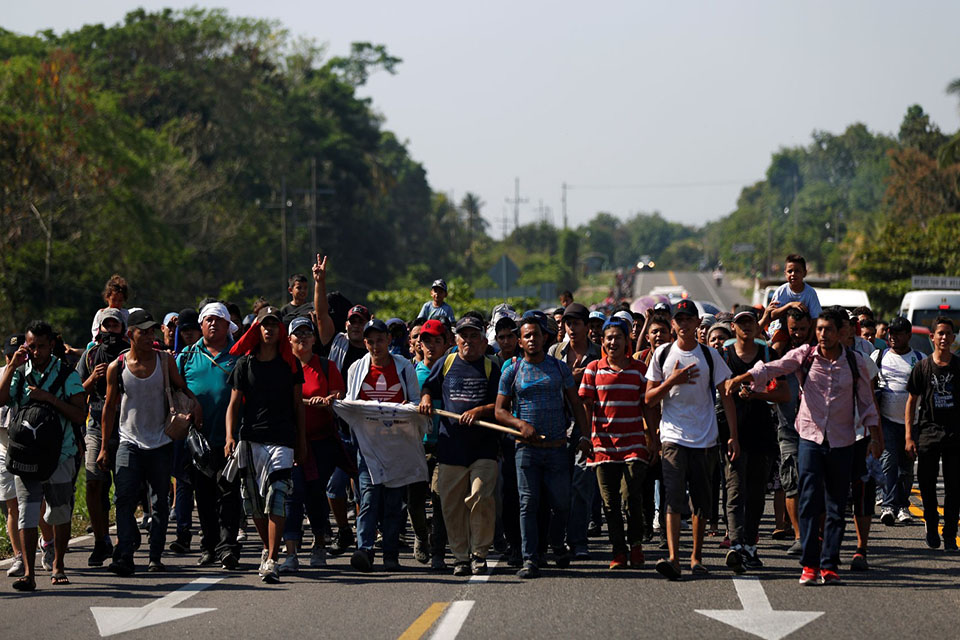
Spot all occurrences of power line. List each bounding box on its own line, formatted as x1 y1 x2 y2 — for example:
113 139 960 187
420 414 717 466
567 180 751 190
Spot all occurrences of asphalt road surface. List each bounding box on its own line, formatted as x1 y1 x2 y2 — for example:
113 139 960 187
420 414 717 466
1 489 957 639
633 269 748 313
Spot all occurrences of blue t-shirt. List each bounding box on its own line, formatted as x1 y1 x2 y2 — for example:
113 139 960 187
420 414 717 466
417 301 455 323
770 282 821 332
498 355 575 441
423 355 501 466
415 361 440 446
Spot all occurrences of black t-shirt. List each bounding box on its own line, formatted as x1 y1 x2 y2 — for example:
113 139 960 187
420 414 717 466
280 302 314 326
228 353 304 447
723 344 778 452
907 356 960 448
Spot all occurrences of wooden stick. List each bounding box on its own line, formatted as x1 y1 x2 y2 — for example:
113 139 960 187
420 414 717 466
433 408 543 439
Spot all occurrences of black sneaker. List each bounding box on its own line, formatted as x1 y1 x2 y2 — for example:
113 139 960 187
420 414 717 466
88 541 113 567
197 550 217 567
926 525 942 549
350 549 373 573
506 547 522 567
587 522 603 538
850 549 869 571
553 546 571 569
517 561 540 579
328 529 354 556
220 551 239 570
453 561 471 577
742 547 763 569
169 535 191 554
108 558 136 577
944 536 958 551
147 560 166 573
725 548 746 574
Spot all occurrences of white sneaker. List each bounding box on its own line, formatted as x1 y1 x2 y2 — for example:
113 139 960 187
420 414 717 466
6 554 24 577
897 508 913 524
237 529 247 543
261 558 280 584
880 508 896 526
258 548 269 575
310 547 327 568
652 511 661 532
41 543 54 571
279 554 299 574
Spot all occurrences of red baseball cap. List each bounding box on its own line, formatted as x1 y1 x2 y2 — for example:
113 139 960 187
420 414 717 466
420 319 446 337
347 305 371 322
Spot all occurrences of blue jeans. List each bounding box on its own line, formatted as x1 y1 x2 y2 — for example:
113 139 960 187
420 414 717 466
880 417 912 510
567 451 596 553
797 438 854 571
172 440 194 537
115 441 173 563
355 451 405 559
283 439 339 543
516 445 570 563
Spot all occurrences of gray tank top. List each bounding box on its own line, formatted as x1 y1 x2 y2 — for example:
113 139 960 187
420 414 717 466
119 353 170 450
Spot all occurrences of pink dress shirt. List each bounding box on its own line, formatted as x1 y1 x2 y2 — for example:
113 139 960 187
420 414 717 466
749 344 878 448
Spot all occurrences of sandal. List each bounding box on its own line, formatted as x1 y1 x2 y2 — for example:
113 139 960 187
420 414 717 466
691 563 710 575
12 576 36 592
51 572 70 586
655 558 682 581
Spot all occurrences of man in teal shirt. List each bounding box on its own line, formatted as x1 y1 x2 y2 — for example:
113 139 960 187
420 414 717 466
178 302 241 569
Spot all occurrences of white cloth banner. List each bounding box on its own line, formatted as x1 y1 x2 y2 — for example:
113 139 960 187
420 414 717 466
333 400 431 488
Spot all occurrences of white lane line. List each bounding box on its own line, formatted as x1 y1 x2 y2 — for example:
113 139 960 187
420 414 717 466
698 271 728 310
0 525 118 566
468 557 499 583
429 600 475 640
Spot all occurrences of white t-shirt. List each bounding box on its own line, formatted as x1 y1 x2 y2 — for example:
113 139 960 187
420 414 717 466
647 342 732 448
872 348 925 424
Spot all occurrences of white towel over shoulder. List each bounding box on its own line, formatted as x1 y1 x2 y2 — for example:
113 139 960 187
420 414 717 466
333 400 430 488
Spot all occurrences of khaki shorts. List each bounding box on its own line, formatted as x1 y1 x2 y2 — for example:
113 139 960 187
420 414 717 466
660 442 711 518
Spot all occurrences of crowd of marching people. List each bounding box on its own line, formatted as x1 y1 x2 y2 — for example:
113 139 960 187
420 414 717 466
1 252 958 592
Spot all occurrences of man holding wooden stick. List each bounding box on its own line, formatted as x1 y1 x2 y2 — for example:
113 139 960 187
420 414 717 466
419 316 501 577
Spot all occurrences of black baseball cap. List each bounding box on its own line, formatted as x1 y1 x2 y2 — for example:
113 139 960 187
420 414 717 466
178 308 201 331
673 299 698 318
455 316 485 334
255 306 282 324
128 310 161 331
562 303 589 323
732 306 759 323
363 318 389 336
888 316 912 333
431 279 448 292
4 334 25 357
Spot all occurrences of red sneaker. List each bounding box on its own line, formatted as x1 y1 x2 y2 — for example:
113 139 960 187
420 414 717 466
819 569 842 585
609 553 628 570
629 545 644 568
799 566 819 586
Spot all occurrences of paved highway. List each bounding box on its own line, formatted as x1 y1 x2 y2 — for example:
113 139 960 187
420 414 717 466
633 270 748 313
1 490 957 639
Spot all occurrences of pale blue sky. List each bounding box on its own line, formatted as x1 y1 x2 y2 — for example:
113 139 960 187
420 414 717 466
6 1 960 233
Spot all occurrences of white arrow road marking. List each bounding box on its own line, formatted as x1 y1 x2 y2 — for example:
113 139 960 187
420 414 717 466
90 577 223 637
695 577 824 640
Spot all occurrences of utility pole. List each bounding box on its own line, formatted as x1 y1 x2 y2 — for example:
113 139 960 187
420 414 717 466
310 157 318 260
561 181 568 229
505 177 527 232
281 177 289 301
500 205 510 241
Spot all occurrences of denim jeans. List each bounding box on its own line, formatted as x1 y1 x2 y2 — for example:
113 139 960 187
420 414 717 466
516 445 570 563
355 450 405 559
172 439 194 539
797 438 854 571
115 441 173 563
567 450 596 553
880 417 913 511
283 438 339 544
499 437 522 552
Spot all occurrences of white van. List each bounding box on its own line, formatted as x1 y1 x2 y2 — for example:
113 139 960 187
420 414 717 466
812 288 870 312
899 290 960 331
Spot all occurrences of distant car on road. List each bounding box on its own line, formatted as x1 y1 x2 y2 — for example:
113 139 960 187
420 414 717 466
636 255 656 271
649 286 687 305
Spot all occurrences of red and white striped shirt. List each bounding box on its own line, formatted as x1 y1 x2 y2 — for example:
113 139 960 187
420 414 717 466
578 357 649 466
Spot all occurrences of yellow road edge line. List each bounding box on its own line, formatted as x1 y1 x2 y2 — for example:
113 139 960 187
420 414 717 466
909 501 960 547
668 270 678 286
398 602 450 640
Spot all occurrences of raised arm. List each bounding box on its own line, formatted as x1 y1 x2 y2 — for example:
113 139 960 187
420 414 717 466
313 254 336 345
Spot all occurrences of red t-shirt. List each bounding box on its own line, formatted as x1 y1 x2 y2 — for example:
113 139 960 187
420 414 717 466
579 356 649 465
360 361 404 403
302 355 345 440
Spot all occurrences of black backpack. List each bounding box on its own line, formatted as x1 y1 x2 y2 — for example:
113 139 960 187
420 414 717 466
657 342 717 401
5 364 73 481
